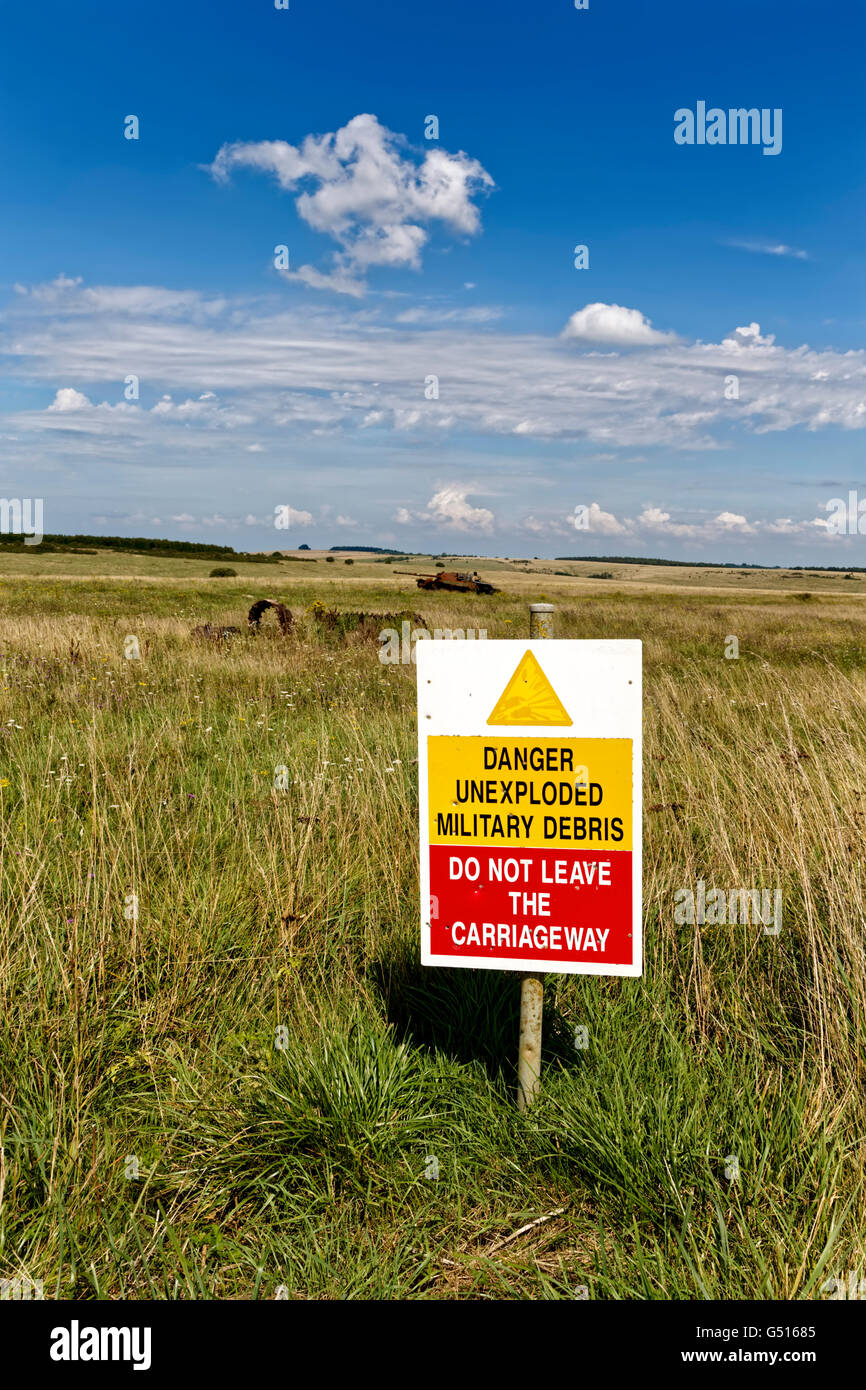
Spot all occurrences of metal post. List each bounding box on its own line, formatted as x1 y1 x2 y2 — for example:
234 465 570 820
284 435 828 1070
517 603 555 1110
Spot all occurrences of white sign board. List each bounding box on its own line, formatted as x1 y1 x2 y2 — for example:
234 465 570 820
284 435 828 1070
417 639 642 976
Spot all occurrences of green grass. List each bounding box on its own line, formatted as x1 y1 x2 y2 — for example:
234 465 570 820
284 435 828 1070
0 577 863 1299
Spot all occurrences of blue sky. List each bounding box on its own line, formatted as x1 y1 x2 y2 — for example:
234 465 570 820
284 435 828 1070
1 0 865 560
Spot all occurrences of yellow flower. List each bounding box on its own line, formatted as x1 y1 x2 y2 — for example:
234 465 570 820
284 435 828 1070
0 778 9 787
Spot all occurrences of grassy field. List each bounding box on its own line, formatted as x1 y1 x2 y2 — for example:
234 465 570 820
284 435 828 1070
0 553 864 1299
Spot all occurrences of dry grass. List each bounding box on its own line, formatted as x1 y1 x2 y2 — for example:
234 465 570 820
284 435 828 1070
0 577 863 1299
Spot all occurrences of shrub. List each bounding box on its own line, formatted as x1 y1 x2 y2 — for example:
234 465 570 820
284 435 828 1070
344 558 354 565
209 567 237 578
325 556 335 563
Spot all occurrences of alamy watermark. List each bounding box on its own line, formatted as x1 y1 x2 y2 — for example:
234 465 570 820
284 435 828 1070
821 1272 866 1300
50 1322 151 1370
674 103 782 156
674 881 782 935
0 497 43 545
1 1276 44 1299
825 491 866 535
379 622 487 665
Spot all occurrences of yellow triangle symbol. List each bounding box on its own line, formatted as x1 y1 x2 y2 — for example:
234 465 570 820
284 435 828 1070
487 650 572 726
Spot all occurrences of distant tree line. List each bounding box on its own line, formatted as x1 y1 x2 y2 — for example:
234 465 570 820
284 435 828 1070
555 555 866 573
0 533 280 562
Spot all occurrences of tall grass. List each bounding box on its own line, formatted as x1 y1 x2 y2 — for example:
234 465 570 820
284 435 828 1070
0 585 863 1298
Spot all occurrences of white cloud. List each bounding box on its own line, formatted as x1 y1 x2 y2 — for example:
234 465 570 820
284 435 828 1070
335 513 358 526
721 322 776 350
395 304 502 325
208 113 494 292
564 502 827 542
581 502 631 535
397 487 494 533
282 264 366 298
48 387 90 411
726 239 809 260
6 279 866 458
425 487 494 532
19 274 83 302
637 506 671 529
561 302 678 347
714 510 755 533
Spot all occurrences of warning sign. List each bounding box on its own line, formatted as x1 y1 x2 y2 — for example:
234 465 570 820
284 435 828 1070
417 640 642 976
486 650 573 725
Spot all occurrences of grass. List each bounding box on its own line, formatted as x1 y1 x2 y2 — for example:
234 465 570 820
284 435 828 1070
0 571 863 1299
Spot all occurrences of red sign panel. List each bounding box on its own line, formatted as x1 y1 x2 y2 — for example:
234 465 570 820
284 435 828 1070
429 845 633 965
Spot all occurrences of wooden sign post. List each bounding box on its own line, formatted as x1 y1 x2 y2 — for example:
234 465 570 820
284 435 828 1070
518 604 555 1110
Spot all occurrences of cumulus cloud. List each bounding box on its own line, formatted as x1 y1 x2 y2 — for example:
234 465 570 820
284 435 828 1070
714 510 755 533
276 506 314 527
561 302 678 347
208 113 494 292
396 486 495 533
721 322 776 350
576 502 630 535
561 502 831 542
48 387 91 411
151 392 254 427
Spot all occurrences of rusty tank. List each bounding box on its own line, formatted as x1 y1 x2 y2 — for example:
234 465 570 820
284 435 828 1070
396 569 499 595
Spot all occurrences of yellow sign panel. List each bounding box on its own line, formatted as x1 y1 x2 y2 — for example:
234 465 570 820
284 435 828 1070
487 650 572 726
427 736 633 849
